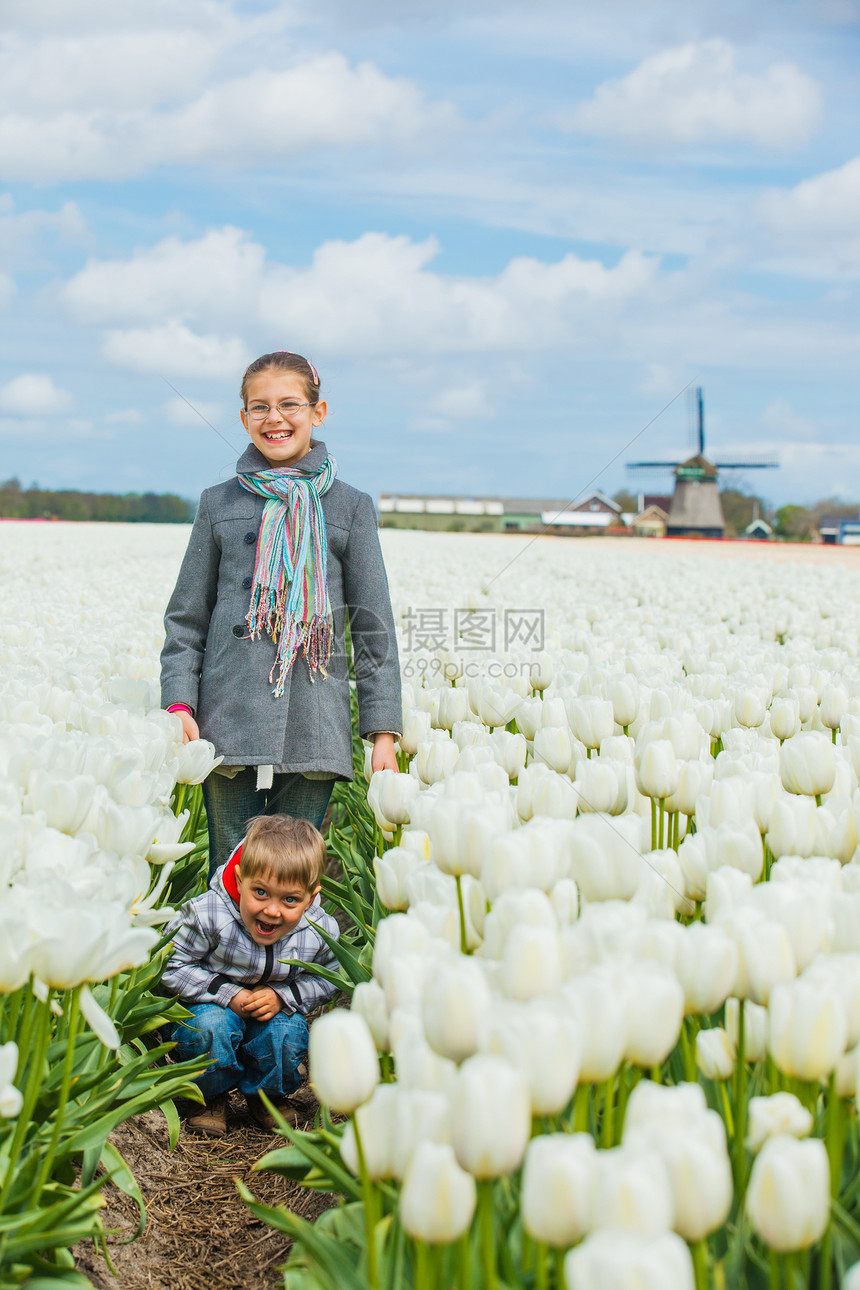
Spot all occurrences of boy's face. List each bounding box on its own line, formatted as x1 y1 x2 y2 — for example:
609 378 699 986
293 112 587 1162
234 868 317 945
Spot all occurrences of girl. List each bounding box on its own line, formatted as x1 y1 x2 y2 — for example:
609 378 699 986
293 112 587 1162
160 351 402 876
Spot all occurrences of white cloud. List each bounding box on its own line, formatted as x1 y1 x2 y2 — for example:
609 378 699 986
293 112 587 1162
567 39 822 149
427 381 493 419
0 373 72 415
755 156 860 275
63 227 264 325
761 399 818 441
102 322 246 379
64 226 660 366
0 17 458 182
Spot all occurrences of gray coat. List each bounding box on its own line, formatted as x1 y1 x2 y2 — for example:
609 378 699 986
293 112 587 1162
160 440 402 779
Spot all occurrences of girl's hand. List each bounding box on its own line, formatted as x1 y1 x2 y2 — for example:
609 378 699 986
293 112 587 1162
371 732 398 773
178 709 200 744
243 987 281 1022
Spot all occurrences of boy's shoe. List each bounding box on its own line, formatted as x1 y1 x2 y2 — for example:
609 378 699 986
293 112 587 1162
187 1093 229 1137
245 1092 298 1132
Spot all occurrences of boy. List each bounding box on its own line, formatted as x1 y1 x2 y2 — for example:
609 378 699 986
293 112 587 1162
163 813 340 1136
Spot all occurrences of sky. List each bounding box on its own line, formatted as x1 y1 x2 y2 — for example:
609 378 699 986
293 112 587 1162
0 0 858 510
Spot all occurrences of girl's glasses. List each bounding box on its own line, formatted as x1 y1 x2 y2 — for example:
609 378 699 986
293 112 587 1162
246 400 313 421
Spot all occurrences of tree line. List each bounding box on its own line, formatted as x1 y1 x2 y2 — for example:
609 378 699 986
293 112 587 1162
0 478 194 523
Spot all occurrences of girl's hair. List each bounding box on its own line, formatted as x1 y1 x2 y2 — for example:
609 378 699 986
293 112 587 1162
241 351 321 406
238 813 326 891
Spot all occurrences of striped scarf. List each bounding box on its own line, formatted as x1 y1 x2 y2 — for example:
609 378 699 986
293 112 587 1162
238 456 337 696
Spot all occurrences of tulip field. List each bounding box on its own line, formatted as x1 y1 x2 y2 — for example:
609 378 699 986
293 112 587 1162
6 522 860 1290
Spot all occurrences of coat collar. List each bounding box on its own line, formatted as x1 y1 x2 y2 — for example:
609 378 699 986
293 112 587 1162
235 438 329 477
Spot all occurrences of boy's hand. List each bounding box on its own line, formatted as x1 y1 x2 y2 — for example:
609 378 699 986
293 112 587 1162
243 987 281 1022
228 989 255 1017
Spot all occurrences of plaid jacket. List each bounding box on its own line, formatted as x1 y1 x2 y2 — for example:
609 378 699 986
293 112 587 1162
162 865 341 1014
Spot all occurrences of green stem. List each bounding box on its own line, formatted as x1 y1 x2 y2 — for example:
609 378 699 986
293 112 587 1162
651 796 658 852
478 1180 497 1290
352 1114 380 1290
824 1073 845 1196
658 798 665 850
680 1019 697 1083
573 1084 590 1133
553 1248 566 1289
769 1249 779 1290
535 1241 548 1290
414 1242 434 1290
691 1239 708 1290
734 999 748 1205
819 1227 833 1290
719 1079 735 1138
455 875 468 955
0 989 54 1215
615 1062 636 1140
600 1072 615 1149
457 1230 472 1290
10 989 36 1082
32 985 82 1203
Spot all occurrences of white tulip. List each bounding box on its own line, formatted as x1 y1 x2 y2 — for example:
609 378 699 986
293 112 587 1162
374 846 422 911
675 923 738 1015
635 740 679 800
745 1093 813 1154
533 724 572 774
768 978 847 1081
696 1028 735 1080
568 695 615 749
399 1142 476 1244
591 1143 675 1236
521 1133 596 1246
725 997 769 1063
499 924 563 1002
0 1043 23 1118
747 1136 830 1252
780 732 836 798
400 707 432 755
451 1054 531 1178
421 957 490 1063
564 1231 695 1290
172 738 223 784
415 736 459 786
309 1011 380 1114
351 980 391 1051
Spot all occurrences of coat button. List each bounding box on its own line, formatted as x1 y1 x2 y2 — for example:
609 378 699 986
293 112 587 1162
244 531 256 544
232 625 245 638
242 576 253 589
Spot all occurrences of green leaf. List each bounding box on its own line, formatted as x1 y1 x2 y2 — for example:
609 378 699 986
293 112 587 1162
101 1140 146 1241
237 1185 368 1290
158 1096 184 1150
254 1124 361 1201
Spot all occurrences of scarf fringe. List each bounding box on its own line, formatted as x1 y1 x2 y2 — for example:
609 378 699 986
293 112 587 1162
238 457 337 696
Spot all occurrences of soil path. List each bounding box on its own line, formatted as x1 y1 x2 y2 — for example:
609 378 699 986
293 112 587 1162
74 1089 336 1290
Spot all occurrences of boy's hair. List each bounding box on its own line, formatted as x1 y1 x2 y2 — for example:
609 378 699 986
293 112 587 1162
237 814 327 891
241 351 321 406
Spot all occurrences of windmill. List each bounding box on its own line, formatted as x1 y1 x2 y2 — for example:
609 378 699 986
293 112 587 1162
627 389 777 538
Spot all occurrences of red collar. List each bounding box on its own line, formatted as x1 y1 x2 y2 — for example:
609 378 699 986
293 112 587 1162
222 844 242 903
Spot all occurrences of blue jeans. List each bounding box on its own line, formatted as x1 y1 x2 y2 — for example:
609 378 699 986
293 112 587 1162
203 768 334 879
169 1003 309 1101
